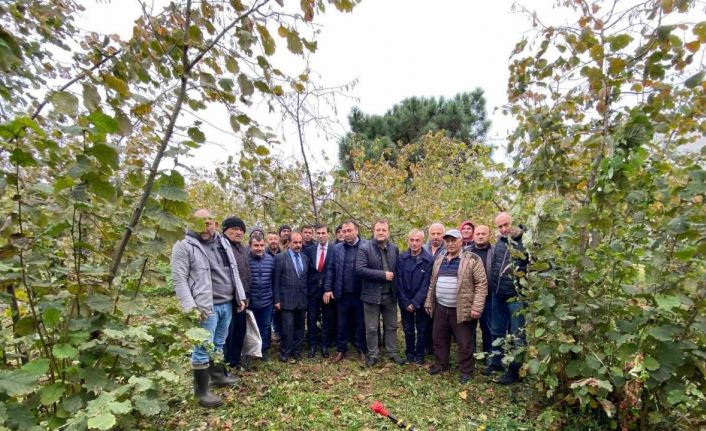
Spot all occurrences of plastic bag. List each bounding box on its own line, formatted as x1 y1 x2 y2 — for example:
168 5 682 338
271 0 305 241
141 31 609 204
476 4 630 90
242 309 262 358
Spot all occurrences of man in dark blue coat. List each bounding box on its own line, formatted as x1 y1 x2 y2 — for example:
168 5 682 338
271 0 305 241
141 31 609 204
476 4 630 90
324 220 367 364
247 232 275 360
304 224 334 358
273 232 310 363
395 229 434 364
488 212 529 385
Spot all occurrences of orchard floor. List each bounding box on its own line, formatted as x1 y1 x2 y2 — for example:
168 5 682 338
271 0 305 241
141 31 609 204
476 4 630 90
146 330 539 430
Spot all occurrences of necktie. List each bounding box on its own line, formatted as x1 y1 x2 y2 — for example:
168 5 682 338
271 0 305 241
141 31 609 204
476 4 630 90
317 245 326 272
294 252 303 276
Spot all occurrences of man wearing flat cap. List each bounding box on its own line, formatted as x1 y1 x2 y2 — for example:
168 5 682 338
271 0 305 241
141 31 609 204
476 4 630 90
222 216 252 370
424 229 488 384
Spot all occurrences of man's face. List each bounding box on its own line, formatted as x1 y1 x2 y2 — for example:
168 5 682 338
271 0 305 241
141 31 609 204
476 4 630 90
267 233 280 250
445 236 462 254
429 225 444 247
336 229 344 241
473 226 490 246
190 210 216 241
289 233 303 252
408 233 424 253
302 228 313 242
250 239 265 256
316 227 329 245
373 222 389 243
496 214 513 237
224 226 244 244
280 229 291 240
461 224 474 241
341 223 358 244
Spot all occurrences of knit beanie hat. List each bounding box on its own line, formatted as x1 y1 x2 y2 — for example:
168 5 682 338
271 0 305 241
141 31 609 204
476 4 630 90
222 216 246 233
278 224 292 235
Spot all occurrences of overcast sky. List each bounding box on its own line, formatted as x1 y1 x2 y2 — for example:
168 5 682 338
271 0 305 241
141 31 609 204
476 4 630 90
77 1 570 171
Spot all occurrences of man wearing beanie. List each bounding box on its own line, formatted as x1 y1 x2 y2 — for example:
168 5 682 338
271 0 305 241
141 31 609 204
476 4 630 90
172 209 245 407
279 224 292 251
222 216 252 370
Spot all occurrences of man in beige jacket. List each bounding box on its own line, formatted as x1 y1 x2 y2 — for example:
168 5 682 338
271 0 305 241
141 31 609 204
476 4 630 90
425 229 488 384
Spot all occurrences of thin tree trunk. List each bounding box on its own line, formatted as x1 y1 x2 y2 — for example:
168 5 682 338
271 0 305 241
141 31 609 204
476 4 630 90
294 93 319 224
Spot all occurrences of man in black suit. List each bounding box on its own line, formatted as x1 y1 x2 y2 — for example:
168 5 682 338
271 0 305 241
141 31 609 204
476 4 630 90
273 232 309 363
304 224 334 358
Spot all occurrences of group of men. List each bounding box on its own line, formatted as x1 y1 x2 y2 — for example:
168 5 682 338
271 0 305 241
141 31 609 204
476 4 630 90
172 210 528 407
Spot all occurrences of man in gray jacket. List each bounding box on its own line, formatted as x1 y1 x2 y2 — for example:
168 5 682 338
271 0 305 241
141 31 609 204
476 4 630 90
172 209 246 408
356 218 404 367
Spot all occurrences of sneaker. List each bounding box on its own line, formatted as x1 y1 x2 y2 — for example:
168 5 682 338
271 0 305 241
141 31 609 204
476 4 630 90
365 357 378 368
482 364 504 376
390 355 406 365
428 365 444 375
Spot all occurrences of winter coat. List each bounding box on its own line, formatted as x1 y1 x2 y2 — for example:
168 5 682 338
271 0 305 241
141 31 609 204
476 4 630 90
424 250 488 324
273 251 309 310
324 238 367 299
422 242 446 259
490 231 527 299
248 252 274 309
171 233 246 317
395 249 434 310
356 240 400 304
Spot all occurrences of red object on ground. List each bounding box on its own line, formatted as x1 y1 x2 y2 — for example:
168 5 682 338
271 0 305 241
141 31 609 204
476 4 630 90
370 400 389 417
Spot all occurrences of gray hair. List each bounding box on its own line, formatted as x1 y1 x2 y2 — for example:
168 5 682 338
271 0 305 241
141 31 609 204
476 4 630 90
408 229 425 239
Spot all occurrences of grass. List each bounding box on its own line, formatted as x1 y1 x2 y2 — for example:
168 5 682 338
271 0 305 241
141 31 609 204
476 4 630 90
145 297 541 431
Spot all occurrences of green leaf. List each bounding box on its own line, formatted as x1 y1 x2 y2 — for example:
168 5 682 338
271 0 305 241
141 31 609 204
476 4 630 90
185 327 210 342
129 376 154 392
42 308 62 329
0 370 37 396
9 148 36 167
88 111 119 134
225 56 239 73
80 368 109 393
229 115 241 133
108 400 131 414
84 173 116 200
255 145 270 156
654 294 681 311
40 383 65 406
286 30 303 54
51 91 79 115
87 412 116 430
87 143 119 170
237 74 254 97
684 71 704 89
608 34 632 51
53 343 79 360
644 356 660 371
187 127 205 143
22 358 49 377
86 294 114 313
82 83 101 112
102 74 131 97
254 80 271 94
15 315 37 336
133 395 161 416
256 24 276 56
649 325 681 341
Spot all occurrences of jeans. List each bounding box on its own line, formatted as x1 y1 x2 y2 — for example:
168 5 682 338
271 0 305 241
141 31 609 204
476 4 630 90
336 291 366 353
307 294 334 349
400 306 429 359
363 293 398 360
192 302 233 365
224 304 246 366
489 291 527 369
251 305 274 354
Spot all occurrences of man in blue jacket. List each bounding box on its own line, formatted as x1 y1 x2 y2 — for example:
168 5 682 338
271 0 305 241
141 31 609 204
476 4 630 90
395 229 434 364
247 232 275 360
324 220 367 364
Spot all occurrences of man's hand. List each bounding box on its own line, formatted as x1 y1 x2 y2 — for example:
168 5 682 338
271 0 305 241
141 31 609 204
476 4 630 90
406 304 415 312
425 306 432 316
470 310 481 320
275 303 281 311
323 292 334 304
236 300 246 313
385 271 394 281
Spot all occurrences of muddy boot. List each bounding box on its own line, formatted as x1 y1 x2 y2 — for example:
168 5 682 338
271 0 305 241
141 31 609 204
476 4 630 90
209 361 239 387
193 365 223 408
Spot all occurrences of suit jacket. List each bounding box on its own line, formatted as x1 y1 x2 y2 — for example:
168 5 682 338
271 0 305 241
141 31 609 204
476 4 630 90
273 251 309 310
304 242 334 298
356 239 400 304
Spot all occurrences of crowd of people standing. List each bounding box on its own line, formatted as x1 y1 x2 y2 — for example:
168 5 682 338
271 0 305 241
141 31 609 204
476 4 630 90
172 210 528 407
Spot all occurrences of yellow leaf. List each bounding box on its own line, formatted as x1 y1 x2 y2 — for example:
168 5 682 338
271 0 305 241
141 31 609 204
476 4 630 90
459 390 468 400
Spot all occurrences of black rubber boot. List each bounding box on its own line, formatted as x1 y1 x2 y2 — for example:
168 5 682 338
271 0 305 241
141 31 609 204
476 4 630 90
209 362 239 387
193 366 223 408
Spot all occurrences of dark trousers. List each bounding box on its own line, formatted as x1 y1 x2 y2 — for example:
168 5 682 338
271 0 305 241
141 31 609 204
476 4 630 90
307 295 334 349
251 305 273 354
280 308 306 357
401 306 429 359
273 309 282 335
432 302 477 374
335 291 366 353
480 297 493 356
224 306 246 366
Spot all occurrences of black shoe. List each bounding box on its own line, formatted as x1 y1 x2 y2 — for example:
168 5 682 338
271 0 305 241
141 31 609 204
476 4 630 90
308 347 316 359
390 355 406 365
321 347 330 358
460 374 472 384
496 371 519 385
365 357 378 368
208 362 239 387
293 351 302 361
482 364 504 376
415 356 425 365
405 354 415 364
428 365 444 375
279 354 289 363
192 367 223 408
261 352 270 362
